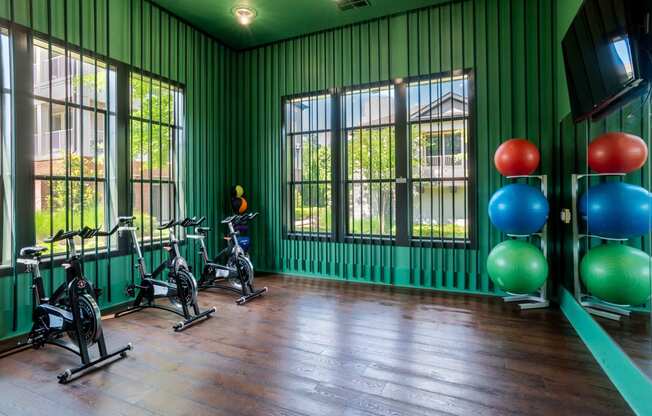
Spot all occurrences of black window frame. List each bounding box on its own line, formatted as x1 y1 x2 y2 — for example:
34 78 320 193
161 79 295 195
281 69 476 249
406 70 476 248
6 27 188 270
128 70 185 247
282 88 336 242
31 35 119 257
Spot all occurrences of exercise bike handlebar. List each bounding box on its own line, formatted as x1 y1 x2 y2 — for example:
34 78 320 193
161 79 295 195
157 219 178 230
44 229 80 243
178 217 200 228
221 212 259 226
44 223 124 243
181 216 205 227
94 222 122 237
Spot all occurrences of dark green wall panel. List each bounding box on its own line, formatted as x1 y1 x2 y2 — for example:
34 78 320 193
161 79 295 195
234 0 557 295
0 0 233 340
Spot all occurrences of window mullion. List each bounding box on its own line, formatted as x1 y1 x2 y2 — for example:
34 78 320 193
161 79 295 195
116 62 130 253
13 27 35 253
331 89 342 242
394 79 409 247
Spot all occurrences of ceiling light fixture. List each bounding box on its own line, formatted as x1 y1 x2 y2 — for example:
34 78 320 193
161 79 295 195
233 6 256 26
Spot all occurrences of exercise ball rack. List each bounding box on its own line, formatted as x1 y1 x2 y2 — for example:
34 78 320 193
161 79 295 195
501 174 550 310
571 172 632 321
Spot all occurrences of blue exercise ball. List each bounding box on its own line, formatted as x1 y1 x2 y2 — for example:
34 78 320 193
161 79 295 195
579 182 652 239
488 184 549 235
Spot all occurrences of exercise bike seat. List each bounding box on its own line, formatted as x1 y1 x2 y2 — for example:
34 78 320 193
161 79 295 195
20 246 47 257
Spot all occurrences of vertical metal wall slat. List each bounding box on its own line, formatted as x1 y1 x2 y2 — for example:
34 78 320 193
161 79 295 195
46 0 54 289
147 2 153 261
105 0 112 302
78 0 84 258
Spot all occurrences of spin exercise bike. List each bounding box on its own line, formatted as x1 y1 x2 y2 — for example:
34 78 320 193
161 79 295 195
188 213 268 305
114 216 216 331
0 226 132 383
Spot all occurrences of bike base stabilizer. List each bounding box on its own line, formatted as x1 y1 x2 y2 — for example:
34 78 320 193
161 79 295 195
57 342 133 384
173 306 217 332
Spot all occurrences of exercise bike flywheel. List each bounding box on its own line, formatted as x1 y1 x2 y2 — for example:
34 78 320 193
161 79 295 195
226 254 254 291
168 269 197 308
66 294 102 347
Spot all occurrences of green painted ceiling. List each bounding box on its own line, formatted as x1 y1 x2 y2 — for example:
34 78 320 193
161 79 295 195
151 0 448 50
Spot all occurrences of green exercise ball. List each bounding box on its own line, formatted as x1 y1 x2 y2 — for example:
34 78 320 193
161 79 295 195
486 240 548 294
580 244 651 306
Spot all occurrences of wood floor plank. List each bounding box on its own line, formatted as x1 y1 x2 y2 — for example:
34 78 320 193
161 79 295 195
0 275 634 416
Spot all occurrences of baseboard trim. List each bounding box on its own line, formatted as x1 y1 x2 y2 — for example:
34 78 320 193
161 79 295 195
257 268 503 298
559 287 652 416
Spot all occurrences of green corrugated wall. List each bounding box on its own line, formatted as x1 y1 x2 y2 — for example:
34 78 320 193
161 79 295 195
234 0 557 294
0 0 234 340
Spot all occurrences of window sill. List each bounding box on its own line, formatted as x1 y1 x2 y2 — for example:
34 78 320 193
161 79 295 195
286 232 334 242
0 264 12 277
32 247 127 268
283 234 474 249
409 238 472 249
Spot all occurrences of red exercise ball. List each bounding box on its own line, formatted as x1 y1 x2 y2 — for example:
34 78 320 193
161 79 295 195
494 139 540 176
588 132 648 174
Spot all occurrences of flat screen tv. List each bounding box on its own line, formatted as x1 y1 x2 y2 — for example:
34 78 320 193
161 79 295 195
562 0 652 122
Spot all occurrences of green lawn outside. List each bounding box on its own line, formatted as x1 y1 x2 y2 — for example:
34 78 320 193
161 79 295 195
295 205 467 239
34 208 160 254
35 206 106 253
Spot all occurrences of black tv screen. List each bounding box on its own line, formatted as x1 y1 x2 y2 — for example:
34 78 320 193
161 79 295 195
562 0 652 122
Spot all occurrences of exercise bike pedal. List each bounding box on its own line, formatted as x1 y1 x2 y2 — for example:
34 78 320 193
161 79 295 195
125 284 136 297
125 284 148 297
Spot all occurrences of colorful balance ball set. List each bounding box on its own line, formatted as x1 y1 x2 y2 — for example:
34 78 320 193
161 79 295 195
231 184 249 215
230 184 252 252
486 139 549 294
579 131 652 306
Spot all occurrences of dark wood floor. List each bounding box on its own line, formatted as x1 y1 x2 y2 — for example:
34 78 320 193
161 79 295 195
0 275 634 416
600 311 652 380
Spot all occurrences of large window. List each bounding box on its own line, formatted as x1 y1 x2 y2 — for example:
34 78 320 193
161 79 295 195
33 39 117 253
408 75 470 241
130 72 184 243
343 85 395 238
285 94 332 235
283 71 473 246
